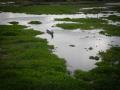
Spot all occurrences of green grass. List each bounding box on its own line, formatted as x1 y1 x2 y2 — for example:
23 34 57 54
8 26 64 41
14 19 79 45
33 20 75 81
56 18 107 30
28 21 42 24
100 25 120 36
79 6 120 14
0 5 80 14
55 18 120 36
109 6 120 13
105 15 120 22
55 18 102 30
91 47 120 90
0 2 107 15
55 18 107 23
0 24 120 90
0 25 89 90
0 4 120 89
74 46 120 90
0 4 119 15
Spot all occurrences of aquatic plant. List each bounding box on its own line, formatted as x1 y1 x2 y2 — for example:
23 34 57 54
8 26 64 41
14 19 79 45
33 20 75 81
9 21 19 25
28 21 42 24
55 18 120 36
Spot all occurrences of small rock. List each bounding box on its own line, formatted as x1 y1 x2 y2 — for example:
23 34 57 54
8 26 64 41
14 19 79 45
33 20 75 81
69 45 75 47
88 47 93 50
89 56 99 60
85 36 89 38
89 56 95 59
94 56 99 60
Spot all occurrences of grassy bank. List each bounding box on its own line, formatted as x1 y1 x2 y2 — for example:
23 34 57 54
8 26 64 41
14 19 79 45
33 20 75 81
74 46 120 90
0 3 108 14
0 4 119 14
0 25 88 90
79 6 120 14
55 18 107 30
0 5 80 14
91 47 120 90
104 15 120 22
0 24 120 90
55 18 120 36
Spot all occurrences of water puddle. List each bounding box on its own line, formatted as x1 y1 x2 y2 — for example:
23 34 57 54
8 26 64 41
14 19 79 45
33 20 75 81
0 12 120 73
80 7 108 10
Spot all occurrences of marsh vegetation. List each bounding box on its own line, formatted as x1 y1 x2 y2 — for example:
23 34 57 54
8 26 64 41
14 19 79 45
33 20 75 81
0 2 120 90
0 25 86 90
0 5 80 14
28 21 42 24
9 21 19 25
55 18 120 36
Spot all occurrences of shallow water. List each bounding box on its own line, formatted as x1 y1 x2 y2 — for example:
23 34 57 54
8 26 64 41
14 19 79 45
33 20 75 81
106 2 120 6
37 30 120 72
0 12 120 72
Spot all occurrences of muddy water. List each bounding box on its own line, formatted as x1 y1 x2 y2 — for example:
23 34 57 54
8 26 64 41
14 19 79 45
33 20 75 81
0 12 120 72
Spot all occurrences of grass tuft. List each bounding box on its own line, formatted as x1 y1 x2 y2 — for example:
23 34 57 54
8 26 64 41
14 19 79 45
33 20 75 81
28 21 42 24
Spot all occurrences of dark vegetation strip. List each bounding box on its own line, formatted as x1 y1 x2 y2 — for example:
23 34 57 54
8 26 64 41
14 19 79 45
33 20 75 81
105 15 120 22
0 4 119 14
0 5 80 14
0 3 108 14
79 6 120 14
